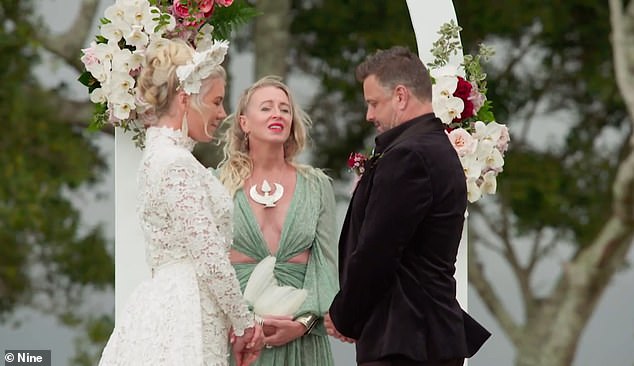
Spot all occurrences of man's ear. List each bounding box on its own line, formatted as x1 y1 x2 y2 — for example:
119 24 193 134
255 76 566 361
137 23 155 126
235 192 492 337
395 85 408 108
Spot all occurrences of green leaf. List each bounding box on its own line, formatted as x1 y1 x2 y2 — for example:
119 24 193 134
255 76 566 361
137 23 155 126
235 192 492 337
208 0 260 41
476 100 495 122
77 71 100 91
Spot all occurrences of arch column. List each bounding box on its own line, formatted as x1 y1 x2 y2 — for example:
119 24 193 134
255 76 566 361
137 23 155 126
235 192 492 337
406 0 468 311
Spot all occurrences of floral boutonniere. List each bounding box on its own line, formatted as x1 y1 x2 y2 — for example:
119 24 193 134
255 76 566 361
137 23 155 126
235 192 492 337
347 150 383 177
347 152 367 176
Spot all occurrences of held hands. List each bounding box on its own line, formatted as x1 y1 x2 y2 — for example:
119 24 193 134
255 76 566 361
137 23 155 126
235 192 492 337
324 312 355 343
230 322 264 366
262 315 306 347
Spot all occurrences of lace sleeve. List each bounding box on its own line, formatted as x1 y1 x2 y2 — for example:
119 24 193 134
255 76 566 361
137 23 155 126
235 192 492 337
161 161 254 336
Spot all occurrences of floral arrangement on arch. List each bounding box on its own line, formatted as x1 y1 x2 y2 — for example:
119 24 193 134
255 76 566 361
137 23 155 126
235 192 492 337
78 0 257 147
429 20 510 203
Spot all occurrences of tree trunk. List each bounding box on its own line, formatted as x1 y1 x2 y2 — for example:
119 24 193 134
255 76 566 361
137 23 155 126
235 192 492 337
253 0 292 79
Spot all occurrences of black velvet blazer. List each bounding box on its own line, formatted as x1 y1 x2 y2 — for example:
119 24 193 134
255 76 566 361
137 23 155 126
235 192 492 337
329 113 490 363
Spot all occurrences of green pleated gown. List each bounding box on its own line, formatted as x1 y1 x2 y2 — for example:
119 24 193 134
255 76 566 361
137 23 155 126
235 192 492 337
230 168 338 366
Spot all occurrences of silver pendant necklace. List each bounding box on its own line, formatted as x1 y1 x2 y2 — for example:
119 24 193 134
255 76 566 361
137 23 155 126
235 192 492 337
249 179 284 208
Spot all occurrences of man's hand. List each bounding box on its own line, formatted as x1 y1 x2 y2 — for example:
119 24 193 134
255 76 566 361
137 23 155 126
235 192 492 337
324 312 355 343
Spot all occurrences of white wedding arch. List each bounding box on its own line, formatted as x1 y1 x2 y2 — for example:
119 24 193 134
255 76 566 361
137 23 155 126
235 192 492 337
113 0 467 363
405 0 469 312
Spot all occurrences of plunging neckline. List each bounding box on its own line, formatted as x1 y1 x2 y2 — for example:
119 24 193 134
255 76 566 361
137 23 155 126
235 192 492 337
238 172 302 258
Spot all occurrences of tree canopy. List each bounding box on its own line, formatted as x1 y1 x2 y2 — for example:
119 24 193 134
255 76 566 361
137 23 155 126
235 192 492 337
0 0 113 323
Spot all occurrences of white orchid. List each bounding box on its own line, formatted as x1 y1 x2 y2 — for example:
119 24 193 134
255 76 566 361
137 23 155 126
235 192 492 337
474 120 505 142
466 178 482 203
481 171 498 195
433 95 464 124
92 41 119 66
89 88 107 104
124 25 149 50
484 147 505 172
104 3 127 25
433 75 458 98
111 48 134 73
109 71 135 95
460 153 483 180
110 91 137 120
124 0 151 26
100 21 131 43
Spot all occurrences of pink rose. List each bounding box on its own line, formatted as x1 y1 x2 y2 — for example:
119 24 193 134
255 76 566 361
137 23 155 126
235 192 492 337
199 0 215 13
172 1 191 19
447 128 477 157
468 82 486 114
215 0 233 6
172 0 215 27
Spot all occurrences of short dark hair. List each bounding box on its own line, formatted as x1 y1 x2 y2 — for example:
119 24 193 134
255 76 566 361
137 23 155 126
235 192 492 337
355 46 432 102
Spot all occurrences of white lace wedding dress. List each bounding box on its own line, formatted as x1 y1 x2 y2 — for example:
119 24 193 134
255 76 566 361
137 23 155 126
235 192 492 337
99 127 254 366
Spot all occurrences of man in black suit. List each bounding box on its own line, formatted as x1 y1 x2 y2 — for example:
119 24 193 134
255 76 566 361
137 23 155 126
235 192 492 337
325 46 491 366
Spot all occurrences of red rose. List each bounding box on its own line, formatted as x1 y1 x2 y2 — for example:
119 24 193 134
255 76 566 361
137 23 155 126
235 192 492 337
453 76 475 121
347 152 366 169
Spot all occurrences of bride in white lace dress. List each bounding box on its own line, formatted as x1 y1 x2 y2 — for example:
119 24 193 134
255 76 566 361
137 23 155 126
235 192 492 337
98 39 264 366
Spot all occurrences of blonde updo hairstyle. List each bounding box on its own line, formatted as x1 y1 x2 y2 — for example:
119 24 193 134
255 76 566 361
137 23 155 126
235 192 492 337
219 75 311 195
136 38 226 128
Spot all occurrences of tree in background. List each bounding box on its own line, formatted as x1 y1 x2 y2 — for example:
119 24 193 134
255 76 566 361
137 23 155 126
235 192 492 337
290 1 417 175
0 0 114 364
290 1 633 365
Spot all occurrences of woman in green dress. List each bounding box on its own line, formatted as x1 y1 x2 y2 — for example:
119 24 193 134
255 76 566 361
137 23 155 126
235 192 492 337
218 75 338 365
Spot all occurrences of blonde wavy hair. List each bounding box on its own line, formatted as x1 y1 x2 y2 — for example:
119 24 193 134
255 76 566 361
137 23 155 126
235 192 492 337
136 38 226 128
218 75 312 195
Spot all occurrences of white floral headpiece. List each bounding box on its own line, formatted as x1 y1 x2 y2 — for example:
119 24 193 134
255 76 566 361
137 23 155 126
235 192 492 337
176 40 229 95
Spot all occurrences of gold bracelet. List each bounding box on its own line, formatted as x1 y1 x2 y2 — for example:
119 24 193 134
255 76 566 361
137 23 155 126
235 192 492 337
294 313 319 335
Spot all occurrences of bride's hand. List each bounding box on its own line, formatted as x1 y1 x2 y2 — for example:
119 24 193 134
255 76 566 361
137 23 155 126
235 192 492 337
231 323 264 366
262 316 306 347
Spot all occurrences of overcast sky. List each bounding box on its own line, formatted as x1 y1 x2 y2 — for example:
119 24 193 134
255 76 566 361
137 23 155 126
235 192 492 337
1 1 633 365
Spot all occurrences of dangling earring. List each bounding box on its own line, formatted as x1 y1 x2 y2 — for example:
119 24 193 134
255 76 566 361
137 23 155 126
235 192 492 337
243 131 250 151
181 113 189 139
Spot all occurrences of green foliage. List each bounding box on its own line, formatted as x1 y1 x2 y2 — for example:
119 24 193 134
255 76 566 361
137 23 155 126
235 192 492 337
0 0 113 322
427 20 464 69
290 0 416 178
290 0 626 246
210 0 260 41
500 146 614 245
78 71 100 93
